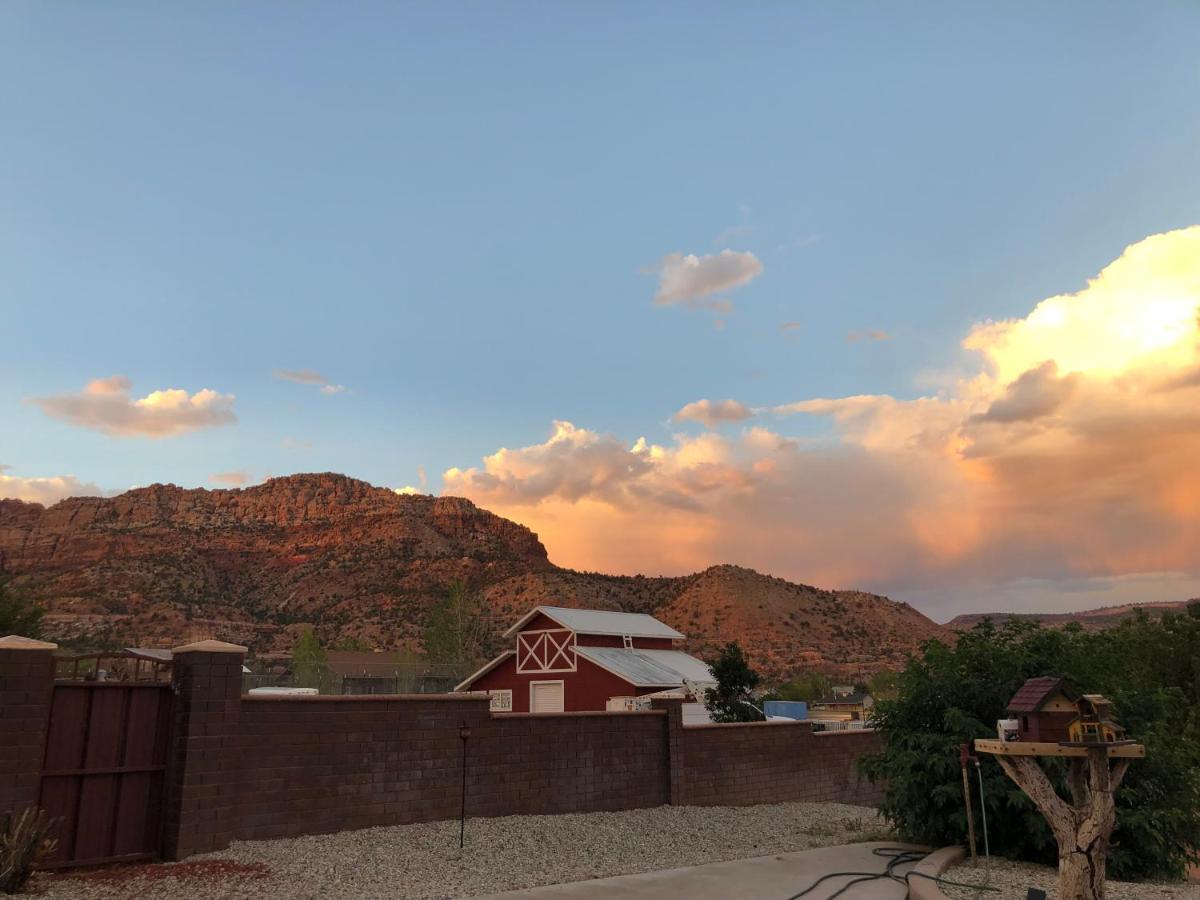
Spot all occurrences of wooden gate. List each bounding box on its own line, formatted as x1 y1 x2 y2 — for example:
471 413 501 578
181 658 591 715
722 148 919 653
39 655 174 867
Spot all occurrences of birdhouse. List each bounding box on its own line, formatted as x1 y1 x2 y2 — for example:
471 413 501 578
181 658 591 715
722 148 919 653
1067 694 1126 745
1006 676 1078 742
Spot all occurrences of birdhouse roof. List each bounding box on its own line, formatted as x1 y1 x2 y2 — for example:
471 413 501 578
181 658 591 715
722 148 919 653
1007 676 1073 713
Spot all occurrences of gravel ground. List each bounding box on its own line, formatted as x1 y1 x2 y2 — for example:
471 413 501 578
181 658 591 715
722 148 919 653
941 858 1199 900
32 802 889 899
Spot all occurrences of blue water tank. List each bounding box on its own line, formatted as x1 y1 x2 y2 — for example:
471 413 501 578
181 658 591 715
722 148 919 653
763 700 808 720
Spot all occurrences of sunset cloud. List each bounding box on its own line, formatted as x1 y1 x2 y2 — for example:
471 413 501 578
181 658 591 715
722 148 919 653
274 369 346 395
0 471 104 506
209 471 252 487
651 249 763 307
673 399 755 429
33 376 236 438
445 227 1200 612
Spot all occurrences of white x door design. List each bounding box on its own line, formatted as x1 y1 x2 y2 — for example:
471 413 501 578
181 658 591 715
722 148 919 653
516 629 576 674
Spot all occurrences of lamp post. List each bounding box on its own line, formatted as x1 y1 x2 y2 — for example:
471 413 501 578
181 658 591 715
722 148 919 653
459 722 471 849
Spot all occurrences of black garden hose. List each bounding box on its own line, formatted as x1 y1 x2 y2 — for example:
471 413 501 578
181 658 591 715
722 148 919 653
784 846 1000 900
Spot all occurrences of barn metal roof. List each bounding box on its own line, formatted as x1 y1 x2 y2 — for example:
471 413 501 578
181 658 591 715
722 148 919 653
503 605 685 640
575 646 713 687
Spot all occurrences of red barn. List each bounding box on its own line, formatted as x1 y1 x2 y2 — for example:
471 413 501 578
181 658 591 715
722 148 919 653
455 605 714 714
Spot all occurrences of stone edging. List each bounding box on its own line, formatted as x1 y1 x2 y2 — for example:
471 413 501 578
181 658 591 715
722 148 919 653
909 846 967 900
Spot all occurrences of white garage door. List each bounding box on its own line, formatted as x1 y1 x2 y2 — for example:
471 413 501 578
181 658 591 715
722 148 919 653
530 681 565 713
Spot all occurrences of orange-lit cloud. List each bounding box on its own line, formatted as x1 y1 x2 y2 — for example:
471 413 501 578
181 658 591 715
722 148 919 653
673 399 755 429
209 471 252 487
0 470 103 505
445 227 1200 610
33 376 236 438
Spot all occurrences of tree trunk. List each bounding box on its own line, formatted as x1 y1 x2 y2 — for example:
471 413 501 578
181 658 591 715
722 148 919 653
994 749 1131 900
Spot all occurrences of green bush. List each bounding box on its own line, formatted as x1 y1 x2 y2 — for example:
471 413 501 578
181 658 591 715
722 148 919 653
860 609 1200 880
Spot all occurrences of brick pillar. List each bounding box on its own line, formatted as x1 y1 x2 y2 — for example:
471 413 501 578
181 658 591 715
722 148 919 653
651 697 685 806
0 636 56 816
163 640 246 860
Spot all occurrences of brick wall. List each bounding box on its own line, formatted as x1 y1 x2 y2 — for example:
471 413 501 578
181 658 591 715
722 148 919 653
675 719 882 807
1 639 886 863
228 698 669 842
0 639 56 816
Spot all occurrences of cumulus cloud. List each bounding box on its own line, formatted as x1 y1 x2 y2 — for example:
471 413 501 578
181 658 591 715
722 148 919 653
445 226 1200 615
673 399 756 429
274 369 346 395
651 249 763 307
32 376 236 438
0 471 104 506
209 471 252 487
970 361 1078 424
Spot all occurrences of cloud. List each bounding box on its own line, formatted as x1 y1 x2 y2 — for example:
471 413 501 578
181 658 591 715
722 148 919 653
847 329 893 343
969 361 1078 424
209 471 252 487
394 485 422 495
444 226 1200 616
0 471 104 506
274 369 346 395
32 376 236 438
651 250 763 307
673 399 755 429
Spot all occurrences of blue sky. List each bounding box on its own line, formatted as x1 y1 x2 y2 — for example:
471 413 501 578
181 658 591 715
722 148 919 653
4 4 1200 616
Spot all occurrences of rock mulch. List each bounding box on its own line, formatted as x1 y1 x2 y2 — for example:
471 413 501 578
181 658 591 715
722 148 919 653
33 802 889 899
941 857 1198 900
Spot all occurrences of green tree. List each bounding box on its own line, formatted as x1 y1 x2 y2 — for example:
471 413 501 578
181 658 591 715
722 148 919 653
703 642 764 722
860 612 1200 880
0 579 43 638
769 672 832 703
423 581 491 666
291 627 328 690
866 670 900 701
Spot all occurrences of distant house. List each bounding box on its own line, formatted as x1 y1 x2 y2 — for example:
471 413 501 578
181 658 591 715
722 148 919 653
809 685 874 724
1007 676 1077 742
455 605 714 714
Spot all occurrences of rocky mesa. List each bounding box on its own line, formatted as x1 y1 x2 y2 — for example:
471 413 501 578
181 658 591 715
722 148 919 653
0 472 948 678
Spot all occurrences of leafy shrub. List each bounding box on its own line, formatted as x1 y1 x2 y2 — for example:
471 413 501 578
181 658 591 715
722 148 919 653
860 609 1200 880
1 807 59 895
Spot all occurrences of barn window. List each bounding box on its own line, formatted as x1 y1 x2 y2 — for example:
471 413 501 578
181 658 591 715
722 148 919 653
488 689 512 712
622 635 634 649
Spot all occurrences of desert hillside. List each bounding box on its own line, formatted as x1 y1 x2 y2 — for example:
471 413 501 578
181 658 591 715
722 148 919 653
946 600 1198 633
0 473 948 679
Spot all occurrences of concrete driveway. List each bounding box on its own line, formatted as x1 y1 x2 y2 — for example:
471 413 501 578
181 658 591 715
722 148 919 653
480 842 929 900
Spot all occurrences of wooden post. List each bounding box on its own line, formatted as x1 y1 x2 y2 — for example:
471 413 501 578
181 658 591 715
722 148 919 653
991 748 1132 900
961 751 978 863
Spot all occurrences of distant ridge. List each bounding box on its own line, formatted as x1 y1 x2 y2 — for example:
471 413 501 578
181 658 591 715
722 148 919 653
0 472 947 679
946 599 1198 633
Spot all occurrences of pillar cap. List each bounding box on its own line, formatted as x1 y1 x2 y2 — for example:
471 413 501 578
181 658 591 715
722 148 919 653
0 635 58 650
171 639 248 654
